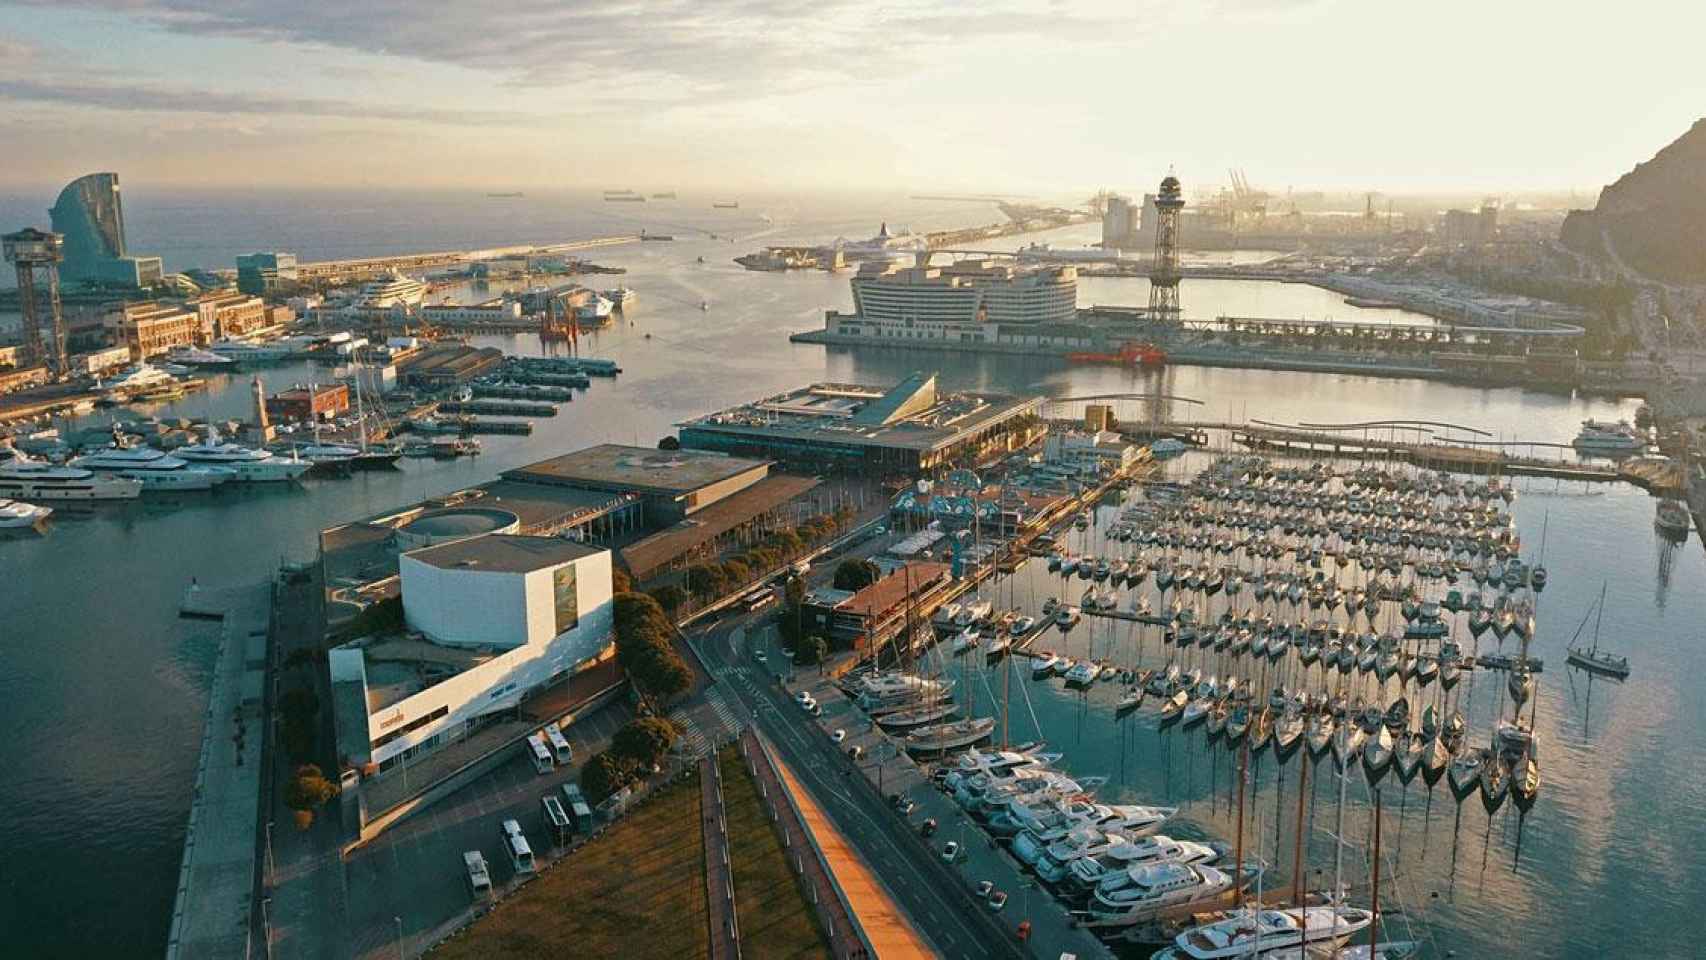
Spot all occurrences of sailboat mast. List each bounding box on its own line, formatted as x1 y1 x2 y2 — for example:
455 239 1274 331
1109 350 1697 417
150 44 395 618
1367 788 1383 952
1292 746 1309 906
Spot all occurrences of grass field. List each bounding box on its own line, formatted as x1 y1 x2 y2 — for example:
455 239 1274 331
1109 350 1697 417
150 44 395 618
717 746 833 960
432 772 710 960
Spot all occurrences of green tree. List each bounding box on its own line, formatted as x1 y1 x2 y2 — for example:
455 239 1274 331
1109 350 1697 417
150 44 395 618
611 566 634 596
832 558 881 591
649 584 689 616
657 435 681 451
279 686 320 763
685 564 725 600
611 717 681 769
285 764 340 829
579 750 637 804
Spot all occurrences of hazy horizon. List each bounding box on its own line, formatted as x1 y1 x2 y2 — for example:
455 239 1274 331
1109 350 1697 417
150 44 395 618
3 0 1702 198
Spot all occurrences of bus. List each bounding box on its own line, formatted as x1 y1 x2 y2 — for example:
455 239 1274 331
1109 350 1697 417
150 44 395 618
500 819 536 874
463 850 492 896
543 722 573 764
541 794 571 843
561 783 595 832
741 588 778 613
526 733 554 775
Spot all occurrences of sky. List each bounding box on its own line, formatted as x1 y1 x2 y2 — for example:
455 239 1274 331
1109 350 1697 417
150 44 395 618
1 0 1703 198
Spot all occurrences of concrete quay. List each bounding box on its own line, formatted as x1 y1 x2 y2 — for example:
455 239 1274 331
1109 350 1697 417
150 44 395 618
163 582 270 960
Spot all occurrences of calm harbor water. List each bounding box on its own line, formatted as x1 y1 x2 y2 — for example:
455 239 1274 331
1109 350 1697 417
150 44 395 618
0 191 1697 956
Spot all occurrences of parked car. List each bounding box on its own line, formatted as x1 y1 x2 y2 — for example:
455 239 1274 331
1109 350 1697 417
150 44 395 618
830 729 846 744
920 818 938 838
975 880 994 898
941 841 960 863
987 890 1008 911
846 745 863 760
897 797 916 816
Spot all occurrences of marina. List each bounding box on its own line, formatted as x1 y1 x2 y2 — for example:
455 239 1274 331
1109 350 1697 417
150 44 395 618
2 191 1703 960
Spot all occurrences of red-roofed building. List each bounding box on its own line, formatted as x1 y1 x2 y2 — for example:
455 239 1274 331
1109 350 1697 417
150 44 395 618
801 561 953 650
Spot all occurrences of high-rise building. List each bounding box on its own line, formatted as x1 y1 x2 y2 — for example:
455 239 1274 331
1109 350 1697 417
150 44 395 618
235 251 299 295
1100 195 1139 249
49 173 163 288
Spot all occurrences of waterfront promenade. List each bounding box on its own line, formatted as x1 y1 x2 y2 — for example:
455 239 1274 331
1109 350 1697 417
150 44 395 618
164 582 268 960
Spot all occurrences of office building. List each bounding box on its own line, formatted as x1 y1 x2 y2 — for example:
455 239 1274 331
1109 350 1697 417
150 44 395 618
49 173 163 288
112 302 201 359
235 252 299 295
266 383 350 422
680 372 1044 475
193 291 269 340
329 535 614 770
1101 195 1138 249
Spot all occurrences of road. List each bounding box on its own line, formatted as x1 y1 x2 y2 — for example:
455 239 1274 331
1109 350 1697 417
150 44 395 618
689 608 1031 960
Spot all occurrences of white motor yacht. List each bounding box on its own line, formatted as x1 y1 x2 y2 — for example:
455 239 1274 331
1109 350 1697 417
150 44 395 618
176 428 312 483
0 449 142 500
71 443 231 491
1571 419 1644 454
1085 861 1251 927
1158 905 1374 959
165 346 237 368
0 498 53 529
1065 835 1221 895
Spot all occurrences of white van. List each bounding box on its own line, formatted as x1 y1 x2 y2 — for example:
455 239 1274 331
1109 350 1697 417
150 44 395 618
526 733 554 775
500 819 536 874
543 722 573 765
541 794 571 841
463 850 492 896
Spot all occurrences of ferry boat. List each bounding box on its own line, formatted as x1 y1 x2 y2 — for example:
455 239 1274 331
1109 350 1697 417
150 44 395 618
0 498 53 530
0 449 143 500
1571 419 1644 454
1157 905 1374 959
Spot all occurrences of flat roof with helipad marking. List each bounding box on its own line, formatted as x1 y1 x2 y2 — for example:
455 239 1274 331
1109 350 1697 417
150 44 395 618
403 534 602 573
503 443 771 496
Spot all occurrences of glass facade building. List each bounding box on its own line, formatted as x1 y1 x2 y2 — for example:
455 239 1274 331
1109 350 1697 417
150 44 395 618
48 173 163 288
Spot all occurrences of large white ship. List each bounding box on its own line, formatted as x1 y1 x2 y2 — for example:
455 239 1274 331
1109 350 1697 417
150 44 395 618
0 448 143 500
355 269 429 309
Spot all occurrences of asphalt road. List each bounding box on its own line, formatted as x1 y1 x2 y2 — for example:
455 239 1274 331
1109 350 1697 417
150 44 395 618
691 608 1030 960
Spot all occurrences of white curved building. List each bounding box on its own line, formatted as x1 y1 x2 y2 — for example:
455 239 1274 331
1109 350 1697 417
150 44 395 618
830 259 1078 345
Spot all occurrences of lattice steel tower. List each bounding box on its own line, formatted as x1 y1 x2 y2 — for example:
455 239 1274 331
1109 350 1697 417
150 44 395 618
1147 174 1185 320
3 228 68 376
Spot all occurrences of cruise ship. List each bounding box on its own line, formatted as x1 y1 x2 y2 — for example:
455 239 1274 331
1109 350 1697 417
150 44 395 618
209 340 294 362
0 448 143 500
355 269 429 309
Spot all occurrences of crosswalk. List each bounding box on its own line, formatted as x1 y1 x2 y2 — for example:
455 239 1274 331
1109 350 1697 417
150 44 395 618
670 686 745 759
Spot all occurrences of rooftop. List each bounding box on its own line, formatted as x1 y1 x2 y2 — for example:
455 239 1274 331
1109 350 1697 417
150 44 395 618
682 374 1041 453
504 443 771 496
837 562 952 620
619 473 821 578
403 533 600 574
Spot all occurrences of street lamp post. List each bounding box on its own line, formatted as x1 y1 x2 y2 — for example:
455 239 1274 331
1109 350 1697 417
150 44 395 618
264 820 275 888
394 916 405 960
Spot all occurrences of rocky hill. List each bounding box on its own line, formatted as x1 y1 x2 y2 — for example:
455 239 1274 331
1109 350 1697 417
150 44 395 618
1561 119 1706 283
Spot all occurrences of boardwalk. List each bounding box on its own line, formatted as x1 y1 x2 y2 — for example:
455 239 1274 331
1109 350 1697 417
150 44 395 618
701 755 741 960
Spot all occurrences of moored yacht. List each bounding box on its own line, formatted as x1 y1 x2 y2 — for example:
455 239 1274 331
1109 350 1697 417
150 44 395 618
71 442 231 491
1085 861 1255 927
175 428 312 482
1157 905 1374 959
0 449 142 500
0 498 54 529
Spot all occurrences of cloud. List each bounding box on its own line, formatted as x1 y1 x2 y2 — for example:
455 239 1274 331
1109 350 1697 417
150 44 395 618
0 75 544 125
22 0 1309 95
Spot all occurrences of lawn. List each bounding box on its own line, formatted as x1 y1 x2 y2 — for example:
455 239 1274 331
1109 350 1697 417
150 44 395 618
432 772 710 960
717 746 833 960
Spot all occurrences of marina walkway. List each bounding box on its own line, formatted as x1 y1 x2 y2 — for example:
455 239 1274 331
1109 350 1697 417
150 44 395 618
701 754 741 960
753 731 924 959
164 582 269 960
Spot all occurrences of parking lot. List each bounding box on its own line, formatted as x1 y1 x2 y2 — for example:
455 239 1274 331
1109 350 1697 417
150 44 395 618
343 700 632 960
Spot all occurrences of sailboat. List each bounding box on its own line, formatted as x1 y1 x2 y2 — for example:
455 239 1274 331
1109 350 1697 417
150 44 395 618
1566 582 1630 680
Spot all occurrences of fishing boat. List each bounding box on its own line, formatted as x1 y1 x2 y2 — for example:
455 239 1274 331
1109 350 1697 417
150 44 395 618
1655 498 1691 540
